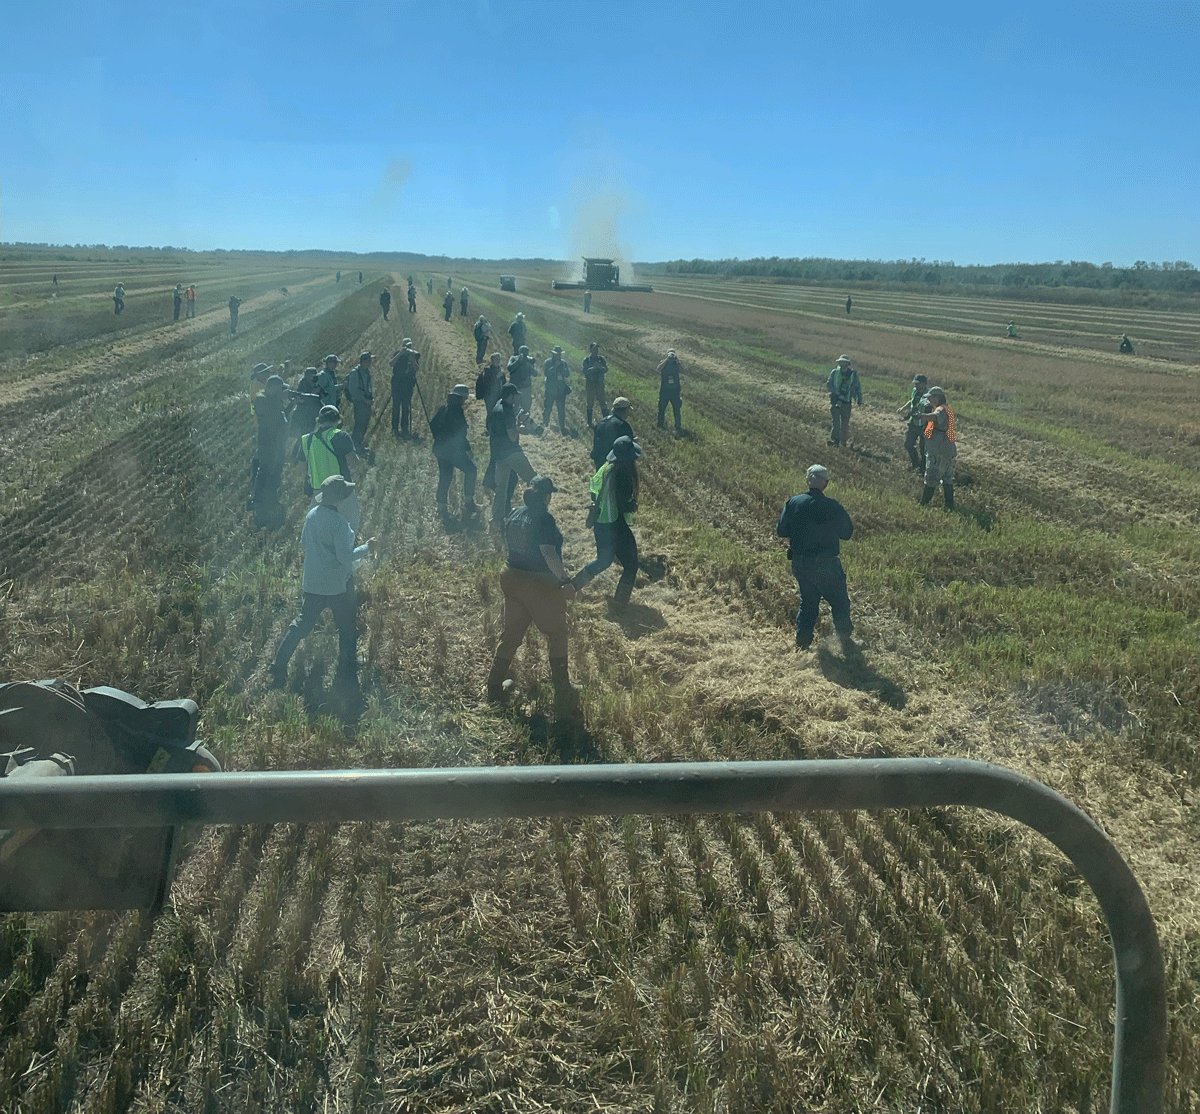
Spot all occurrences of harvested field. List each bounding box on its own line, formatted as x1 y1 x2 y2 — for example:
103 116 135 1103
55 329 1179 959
1 255 1198 1112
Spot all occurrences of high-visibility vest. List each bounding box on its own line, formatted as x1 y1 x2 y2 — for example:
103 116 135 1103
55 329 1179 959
589 463 618 525
303 428 342 489
924 405 956 442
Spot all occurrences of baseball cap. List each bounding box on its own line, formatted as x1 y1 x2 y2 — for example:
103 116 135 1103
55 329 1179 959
450 384 470 399
315 474 355 505
317 405 341 422
612 397 632 411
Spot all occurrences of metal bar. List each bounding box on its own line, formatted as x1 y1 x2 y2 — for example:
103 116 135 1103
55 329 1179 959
0 757 1165 1114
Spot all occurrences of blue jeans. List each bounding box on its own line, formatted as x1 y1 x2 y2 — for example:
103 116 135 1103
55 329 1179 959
792 556 852 647
583 521 638 593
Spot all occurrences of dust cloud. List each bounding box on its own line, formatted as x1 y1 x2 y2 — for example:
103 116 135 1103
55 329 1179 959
371 157 413 211
567 188 637 285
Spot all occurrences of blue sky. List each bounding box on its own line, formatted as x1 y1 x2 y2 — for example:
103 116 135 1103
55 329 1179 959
3 1 1197 265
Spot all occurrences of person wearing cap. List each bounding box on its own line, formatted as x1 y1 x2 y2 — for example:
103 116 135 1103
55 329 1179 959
316 355 341 409
657 349 683 432
251 375 292 529
487 383 538 525
302 406 362 532
542 345 572 435
477 352 507 414
508 312 527 356
173 283 183 321
776 465 855 651
443 289 455 322
473 315 492 364
584 289 592 314
380 288 391 321
390 339 420 440
1119 333 1134 354
826 355 861 447
113 284 125 315
407 281 417 312
430 385 478 530
289 367 323 457
268 475 376 689
185 284 196 318
1006 320 1018 338
460 286 469 317
573 436 642 605
897 373 930 472
344 352 375 451
919 386 957 510
506 344 536 415
591 397 634 469
581 342 609 427
487 474 581 718
229 295 241 334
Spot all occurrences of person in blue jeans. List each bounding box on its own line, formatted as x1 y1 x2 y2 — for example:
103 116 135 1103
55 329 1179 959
776 464 856 651
572 436 642 605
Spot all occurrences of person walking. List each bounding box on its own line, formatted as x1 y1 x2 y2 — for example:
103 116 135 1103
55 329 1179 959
919 386 957 510
358 272 363 284
460 286 469 316
185 284 196 318
846 295 852 315
473 315 491 364
173 283 183 321
581 341 609 427
826 354 861 446
486 475 581 718
113 284 125 315
268 475 376 690
229 295 241 334
251 375 291 529
443 289 455 321
380 288 391 320
487 384 537 526
507 345 536 415
430 384 479 531
591 396 634 469
573 435 642 605
583 289 592 313
896 373 929 472
427 277 434 294
477 352 507 414
508 312 527 355
776 464 855 651
407 282 417 312
542 345 571 434
389 340 420 439
657 349 683 432
343 351 375 453
336 271 341 284
302 405 363 532
316 355 341 409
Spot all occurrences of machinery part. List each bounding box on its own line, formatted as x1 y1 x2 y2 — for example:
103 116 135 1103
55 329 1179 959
499 276 517 291
552 258 653 293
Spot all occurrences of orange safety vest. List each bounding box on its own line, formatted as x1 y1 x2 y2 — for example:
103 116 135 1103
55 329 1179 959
924 405 956 442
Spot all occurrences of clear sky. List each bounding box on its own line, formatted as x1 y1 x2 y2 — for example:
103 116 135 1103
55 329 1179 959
3 1 1197 266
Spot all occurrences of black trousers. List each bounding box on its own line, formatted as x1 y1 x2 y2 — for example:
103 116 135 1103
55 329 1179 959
273 587 358 670
583 521 638 592
391 377 415 434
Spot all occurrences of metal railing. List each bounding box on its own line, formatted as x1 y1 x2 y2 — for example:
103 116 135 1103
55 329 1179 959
0 757 1165 1114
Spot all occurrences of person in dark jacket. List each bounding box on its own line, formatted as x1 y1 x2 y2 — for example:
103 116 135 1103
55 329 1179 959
380 289 391 320
507 345 536 414
657 349 682 432
473 315 491 364
460 287 469 316
591 397 634 469
581 341 609 426
573 436 642 605
776 464 855 651
390 340 420 439
173 283 183 321
289 367 323 460
508 313 527 355
542 346 571 434
486 384 537 525
477 353 506 415
251 376 291 529
407 283 417 312
444 289 455 321
431 385 478 530
229 295 241 334
486 475 581 718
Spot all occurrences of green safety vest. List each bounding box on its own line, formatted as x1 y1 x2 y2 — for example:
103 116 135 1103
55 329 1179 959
589 462 634 526
303 428 342 490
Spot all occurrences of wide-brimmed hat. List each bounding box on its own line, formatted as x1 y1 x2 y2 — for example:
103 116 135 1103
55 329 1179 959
402 337 412 347
519 345 529 355
836 355 852 365
449 384 470 399
359 351 374 362
315 474 355 506
252 362 272 376
324 354 340 365
552 345 563 354
912 374 928 385
317 405 341 423
607 436 643 463
612 396 632 412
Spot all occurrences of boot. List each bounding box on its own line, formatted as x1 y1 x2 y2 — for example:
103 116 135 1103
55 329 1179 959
613 580 633 605
943 483 954 511
438 504 455 532
487 656 514 703
550 657 580 718
920 485 936 506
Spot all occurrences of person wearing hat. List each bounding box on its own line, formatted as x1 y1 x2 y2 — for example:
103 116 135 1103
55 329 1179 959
185 284 196 318
897 373 930 472
390 339 421 439
657 349 683 432
380 288 391 321
1119 333 1135 354
407 281 417 312
583 289 592 314
113 283 125 315
776 464 855 651
919 386 957 510
302 405 362 532
581 341 609 427
460 286 469 317
541 345 572 435
344 352 375 452
477 352 507 415
430 385 479 530
268 475 376 689
487 474 581 717
251 375 292 529
591 396 634 470
487 383 538 525
573 435 643 605
826 355 861 447
473 315 492 364
506 344 536 415
1006 320 1018 338
229 294 241 334
316 355 341 409
289 367 324 459
173 283 183 321
443 288 456 322
508 312 527 356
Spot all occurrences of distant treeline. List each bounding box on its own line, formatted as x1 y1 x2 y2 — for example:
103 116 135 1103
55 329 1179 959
642 256 1200 297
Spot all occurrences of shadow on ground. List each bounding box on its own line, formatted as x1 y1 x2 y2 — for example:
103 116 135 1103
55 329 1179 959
605 599 668 638
815 643 907 710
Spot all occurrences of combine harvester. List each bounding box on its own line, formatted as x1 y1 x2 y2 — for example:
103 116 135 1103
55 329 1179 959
552 257 652 293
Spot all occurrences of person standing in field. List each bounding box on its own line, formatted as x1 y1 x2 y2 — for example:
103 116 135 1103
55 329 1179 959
542 345 572 435
289 367 323 460
427 277 434 294
896 373 929 472
52 274 58 286
316 354 341 409
657 349 683 432
591 396 634 470
185 284 196 318
407 282 417 312
336 271 341 283
390 339 420 440
473 315 492 364
430 384 479 531
1120 333 1135 353
488 383 538 526
581 341 609 427
173 283 183 321
508 312 527 355
302 405 363 533
229 295 241 334
777 464 855 652
584 289 592 313
1006 320 1018 338
460 287 469 316
486 474 581 718
478 352 507 415
919 386 957 510
251 375 291 529
343 352 375 454
443 289 455 321
359 272 363 284
507 345 536 415
846 295 852 314
574 435 642 605
113 284 125 315
268 475 376 691
826 354 861 447
380 288 391 320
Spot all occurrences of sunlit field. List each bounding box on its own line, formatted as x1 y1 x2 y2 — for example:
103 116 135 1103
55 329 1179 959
1 249 1197 1112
